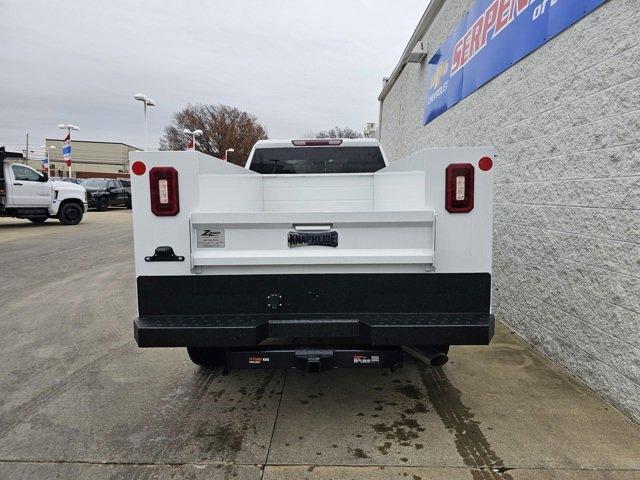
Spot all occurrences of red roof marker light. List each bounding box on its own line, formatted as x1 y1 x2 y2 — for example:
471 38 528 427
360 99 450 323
478 156 493 171
131 161 146 176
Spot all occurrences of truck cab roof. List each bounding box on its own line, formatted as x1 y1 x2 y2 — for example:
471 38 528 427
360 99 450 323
252 138 382 149
1 147 24 164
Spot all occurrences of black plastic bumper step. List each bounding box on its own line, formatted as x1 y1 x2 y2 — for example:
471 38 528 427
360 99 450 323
134 312 494 348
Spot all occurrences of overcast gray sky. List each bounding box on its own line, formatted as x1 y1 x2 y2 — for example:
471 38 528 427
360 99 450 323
0 0 426 155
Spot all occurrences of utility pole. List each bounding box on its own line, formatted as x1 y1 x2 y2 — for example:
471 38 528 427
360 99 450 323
25 133 29 160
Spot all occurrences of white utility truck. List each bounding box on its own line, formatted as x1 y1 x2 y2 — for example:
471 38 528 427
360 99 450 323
130 139 495 372
1 148 87 225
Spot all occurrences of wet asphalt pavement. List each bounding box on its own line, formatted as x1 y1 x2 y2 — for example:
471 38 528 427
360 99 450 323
0 210 638 479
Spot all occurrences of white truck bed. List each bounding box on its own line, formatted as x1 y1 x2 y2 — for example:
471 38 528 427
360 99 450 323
131 147 493 276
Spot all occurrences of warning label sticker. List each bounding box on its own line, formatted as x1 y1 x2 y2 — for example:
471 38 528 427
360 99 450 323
249 356 270 365
353 354 380 364
196 225 225 248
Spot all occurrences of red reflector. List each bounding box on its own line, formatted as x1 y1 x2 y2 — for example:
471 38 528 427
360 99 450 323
478 156 493 171
445 163 474 213
291 139 343 146
149 167 179 216
131 161 146 176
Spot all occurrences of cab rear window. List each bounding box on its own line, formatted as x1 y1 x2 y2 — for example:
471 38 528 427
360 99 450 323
249 147 385 174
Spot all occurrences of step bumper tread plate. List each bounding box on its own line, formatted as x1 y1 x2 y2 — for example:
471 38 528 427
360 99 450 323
134 313 494 347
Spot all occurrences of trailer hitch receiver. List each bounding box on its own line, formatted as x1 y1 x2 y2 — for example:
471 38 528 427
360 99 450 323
295 350 334 372
224 347 403 373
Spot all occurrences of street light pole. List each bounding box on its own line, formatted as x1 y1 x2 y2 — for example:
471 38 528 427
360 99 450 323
182 129 203 151
224 148 234 162
144 102 148 148
134 94 156 150
57 123 79 178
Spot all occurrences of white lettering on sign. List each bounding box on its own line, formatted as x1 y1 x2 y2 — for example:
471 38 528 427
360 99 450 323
428 80 448 104
456 176 466 201
158 179 169 204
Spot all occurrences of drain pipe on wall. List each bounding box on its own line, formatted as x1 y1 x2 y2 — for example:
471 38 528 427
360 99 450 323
377 77 388 142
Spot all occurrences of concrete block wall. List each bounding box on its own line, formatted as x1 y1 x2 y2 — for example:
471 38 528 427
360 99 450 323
379 0 640 421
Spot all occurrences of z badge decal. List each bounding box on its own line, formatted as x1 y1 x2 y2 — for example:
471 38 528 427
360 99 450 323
196 226 225 248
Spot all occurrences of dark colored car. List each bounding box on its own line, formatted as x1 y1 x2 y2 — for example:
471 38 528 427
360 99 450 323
81 178 131 211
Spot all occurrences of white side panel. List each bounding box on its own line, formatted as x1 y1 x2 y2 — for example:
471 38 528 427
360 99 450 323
373 171 426 211
199 174 263 213
376 146 495 274
262 174 373 212
131 151 202 277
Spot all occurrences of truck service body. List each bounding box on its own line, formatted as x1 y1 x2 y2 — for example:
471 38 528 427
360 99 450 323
131 139 495 371
0 148 87 225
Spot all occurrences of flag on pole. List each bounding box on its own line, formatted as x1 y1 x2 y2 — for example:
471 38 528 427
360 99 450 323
62 133 72 166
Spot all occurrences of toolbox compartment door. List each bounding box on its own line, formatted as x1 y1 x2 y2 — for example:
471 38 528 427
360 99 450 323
189 210 435 269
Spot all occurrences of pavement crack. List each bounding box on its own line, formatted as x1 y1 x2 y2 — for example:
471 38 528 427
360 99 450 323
0 458 235 467
260 369 287 480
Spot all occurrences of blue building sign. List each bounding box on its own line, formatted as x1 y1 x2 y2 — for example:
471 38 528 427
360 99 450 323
424 0 606 125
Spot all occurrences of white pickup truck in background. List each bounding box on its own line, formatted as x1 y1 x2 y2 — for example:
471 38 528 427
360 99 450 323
0 147 87 225
130 138 495 372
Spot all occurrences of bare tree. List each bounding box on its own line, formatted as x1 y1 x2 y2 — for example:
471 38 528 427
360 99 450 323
313 126 363 139
159 104 268 166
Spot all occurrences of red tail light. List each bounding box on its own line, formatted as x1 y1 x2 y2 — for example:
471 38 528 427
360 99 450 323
445 163 474 213
149 167 179 216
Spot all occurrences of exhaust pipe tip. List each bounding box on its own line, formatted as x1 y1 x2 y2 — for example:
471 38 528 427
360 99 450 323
429 353 449 367
403 346 449 368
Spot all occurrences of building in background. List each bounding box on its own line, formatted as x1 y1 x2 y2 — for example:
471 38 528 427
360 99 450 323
363 122 377 138
378 0 639 422
29 140 141 179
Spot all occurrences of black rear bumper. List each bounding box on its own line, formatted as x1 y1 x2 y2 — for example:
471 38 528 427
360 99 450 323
134 272 494 348
134 312 494 347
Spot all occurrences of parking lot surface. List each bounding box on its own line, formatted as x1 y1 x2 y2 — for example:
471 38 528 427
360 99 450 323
0 210 638 480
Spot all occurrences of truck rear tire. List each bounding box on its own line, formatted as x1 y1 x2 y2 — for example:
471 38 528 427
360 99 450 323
187 347 227 368
97 197 109 211
27 217 47 224
58 203 84 225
